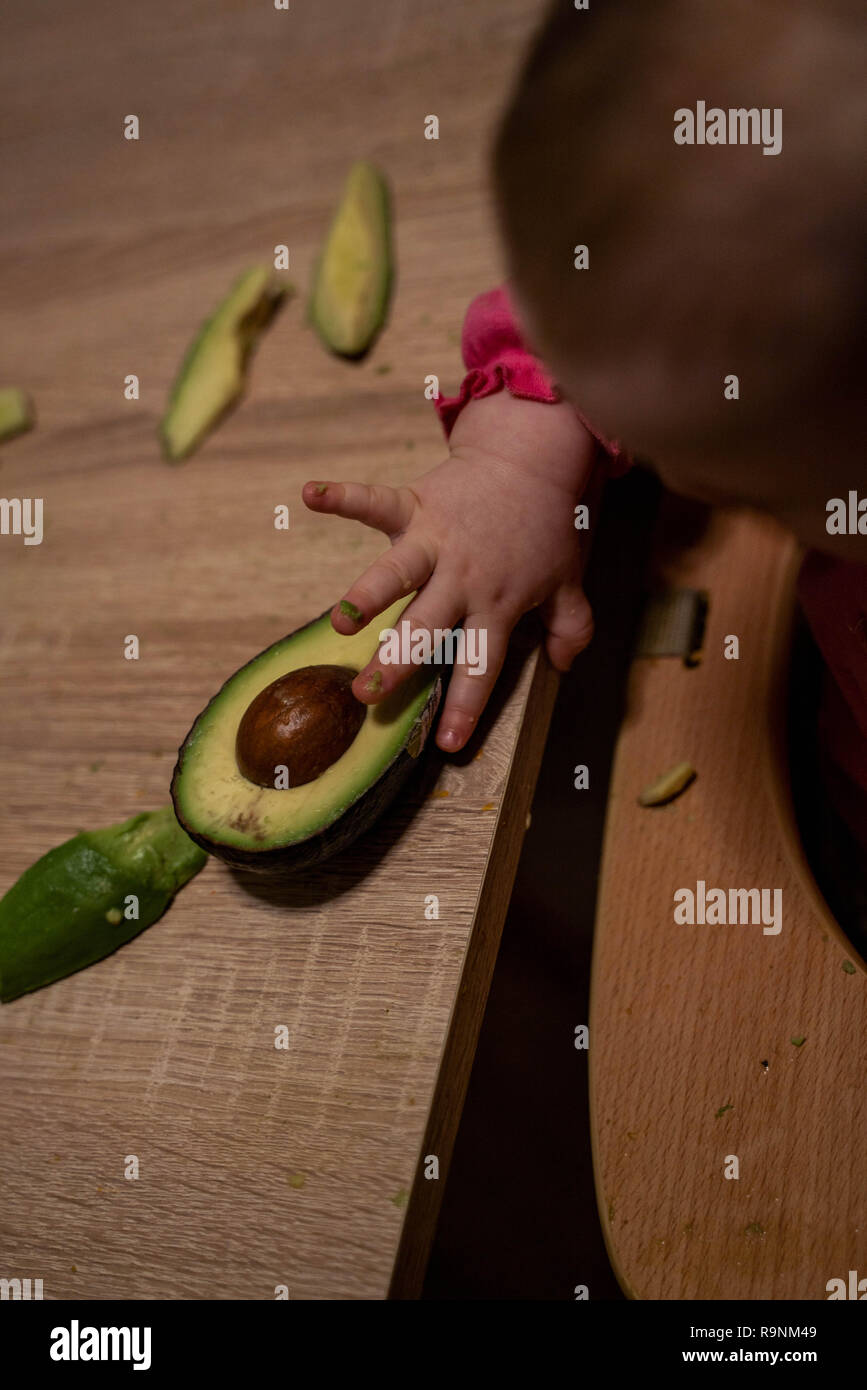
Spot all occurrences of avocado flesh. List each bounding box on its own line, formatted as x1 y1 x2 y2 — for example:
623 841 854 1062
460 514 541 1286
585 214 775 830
0 387 34 442
161 265 287 461
309 161 391 357
172 597 440 863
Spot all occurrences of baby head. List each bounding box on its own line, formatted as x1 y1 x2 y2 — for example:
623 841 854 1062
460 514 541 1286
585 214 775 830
493 0 866 558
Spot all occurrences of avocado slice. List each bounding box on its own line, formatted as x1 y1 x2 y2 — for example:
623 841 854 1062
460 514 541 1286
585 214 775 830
0 807 207 1002
160 265 288 461
0 387 34 443
171 597 444 872
309 161 392 358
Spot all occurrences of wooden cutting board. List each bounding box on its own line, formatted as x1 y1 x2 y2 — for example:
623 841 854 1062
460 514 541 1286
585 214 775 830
0 0 558 1300
591 505 867 1299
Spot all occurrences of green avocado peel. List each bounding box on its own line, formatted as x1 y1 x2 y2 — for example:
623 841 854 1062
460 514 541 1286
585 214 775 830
0 806 207 1002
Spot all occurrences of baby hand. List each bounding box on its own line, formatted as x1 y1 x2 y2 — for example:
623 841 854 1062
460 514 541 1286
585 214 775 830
302 390 600 752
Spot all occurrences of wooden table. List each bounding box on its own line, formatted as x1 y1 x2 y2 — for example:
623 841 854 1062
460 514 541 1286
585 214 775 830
0 0 558 1299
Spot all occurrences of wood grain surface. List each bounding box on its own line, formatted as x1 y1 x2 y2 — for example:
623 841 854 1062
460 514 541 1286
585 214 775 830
591 506 867 1299
0 0 557 1299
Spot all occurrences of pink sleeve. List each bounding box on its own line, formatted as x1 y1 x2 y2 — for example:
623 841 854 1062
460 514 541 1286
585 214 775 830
434 284 631 475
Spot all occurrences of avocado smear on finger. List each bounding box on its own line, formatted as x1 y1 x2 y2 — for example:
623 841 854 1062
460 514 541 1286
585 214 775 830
171 596 445 873
0 806 207 1002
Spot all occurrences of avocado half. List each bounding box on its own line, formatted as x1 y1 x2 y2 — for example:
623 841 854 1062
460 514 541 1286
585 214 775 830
171 598 444 873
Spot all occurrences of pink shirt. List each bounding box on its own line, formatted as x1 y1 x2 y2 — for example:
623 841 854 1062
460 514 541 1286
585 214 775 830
434 284 631 475
435 284 867 849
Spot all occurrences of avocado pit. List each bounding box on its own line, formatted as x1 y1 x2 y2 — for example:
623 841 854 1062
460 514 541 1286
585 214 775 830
235 664 365 789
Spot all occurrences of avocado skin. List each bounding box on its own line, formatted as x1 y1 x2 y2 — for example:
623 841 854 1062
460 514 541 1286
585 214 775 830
170 606 447 875
0 807 207 1002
